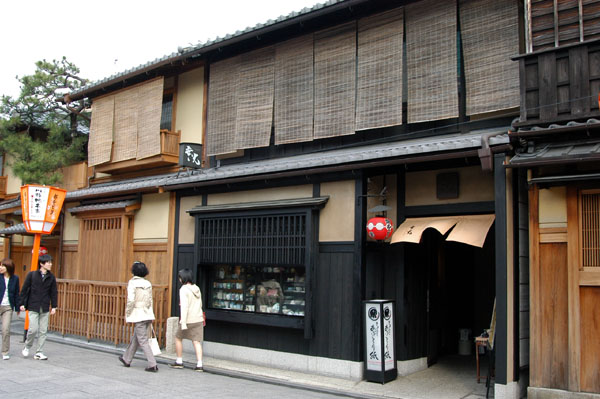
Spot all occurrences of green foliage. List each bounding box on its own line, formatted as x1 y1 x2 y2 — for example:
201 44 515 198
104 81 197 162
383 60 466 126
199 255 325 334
0 57 89 185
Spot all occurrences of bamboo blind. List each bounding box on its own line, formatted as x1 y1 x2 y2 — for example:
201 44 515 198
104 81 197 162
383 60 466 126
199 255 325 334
460 0 520 115
581 192 600 268
136 77 164 160
356 8 403 131
113 88 138 162
206 56 240 156
274 35 314 145
406 0 458 123
314 22 356 139
88 96 114 167
235 46 275 150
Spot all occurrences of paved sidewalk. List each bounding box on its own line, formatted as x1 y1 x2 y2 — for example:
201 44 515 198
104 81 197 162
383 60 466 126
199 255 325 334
9 318 493 399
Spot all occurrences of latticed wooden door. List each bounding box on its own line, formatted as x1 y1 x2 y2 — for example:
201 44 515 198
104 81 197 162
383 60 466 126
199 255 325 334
79 215 130 282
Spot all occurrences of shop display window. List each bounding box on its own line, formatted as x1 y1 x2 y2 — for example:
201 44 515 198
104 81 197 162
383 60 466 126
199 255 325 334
208 264 305 316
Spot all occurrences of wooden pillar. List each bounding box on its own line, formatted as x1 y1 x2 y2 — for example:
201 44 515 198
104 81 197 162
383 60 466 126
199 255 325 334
494 153 508 385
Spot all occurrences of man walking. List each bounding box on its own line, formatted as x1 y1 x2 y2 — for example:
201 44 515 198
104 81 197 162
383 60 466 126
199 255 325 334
19 254 58 360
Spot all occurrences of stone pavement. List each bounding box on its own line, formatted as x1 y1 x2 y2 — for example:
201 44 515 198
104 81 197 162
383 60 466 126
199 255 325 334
8 318 493 399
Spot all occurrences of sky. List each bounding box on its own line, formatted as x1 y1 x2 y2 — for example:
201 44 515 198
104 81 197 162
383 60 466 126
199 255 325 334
0 0 320 99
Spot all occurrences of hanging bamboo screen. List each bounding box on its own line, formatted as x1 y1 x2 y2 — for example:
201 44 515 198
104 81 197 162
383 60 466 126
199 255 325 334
235 47 275 150
581 191 600 268
206 56 240 156
406 0 458 123
274 35 314 145
356 8 403 131
88 96 114 167
136 77 164 160
113 88 139 162
460 0 519 116
314 22 356 139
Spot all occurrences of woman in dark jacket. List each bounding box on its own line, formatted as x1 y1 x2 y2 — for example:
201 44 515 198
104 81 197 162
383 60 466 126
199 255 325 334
0 258 20 360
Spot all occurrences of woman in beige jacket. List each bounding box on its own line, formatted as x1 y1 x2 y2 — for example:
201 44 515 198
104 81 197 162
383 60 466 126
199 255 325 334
169 268 204 371
119 262 157 372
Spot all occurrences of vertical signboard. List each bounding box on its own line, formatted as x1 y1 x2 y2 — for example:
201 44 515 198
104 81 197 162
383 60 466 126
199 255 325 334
363 299 397 383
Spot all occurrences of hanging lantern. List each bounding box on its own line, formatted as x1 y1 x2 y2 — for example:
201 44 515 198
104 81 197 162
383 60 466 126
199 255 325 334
20 184 67 234
366 217 394 240
31 246 48 255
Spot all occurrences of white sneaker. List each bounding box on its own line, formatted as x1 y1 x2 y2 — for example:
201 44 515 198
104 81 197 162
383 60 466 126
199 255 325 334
2 354 9 360
34 352 48 360
21 348 29 357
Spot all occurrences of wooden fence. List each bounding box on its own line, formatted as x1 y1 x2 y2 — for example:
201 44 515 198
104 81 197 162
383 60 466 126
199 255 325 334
48 279 169 347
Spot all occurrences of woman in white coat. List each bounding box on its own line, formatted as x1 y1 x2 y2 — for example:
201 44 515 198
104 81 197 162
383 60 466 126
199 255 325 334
119 261 158 372
169 268 204 371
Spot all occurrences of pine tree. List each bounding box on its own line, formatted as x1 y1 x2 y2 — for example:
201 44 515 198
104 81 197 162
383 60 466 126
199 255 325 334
0 57 89 185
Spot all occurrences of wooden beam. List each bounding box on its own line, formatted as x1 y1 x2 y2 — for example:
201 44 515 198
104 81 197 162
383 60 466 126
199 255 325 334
529 184 541 386
566 186 581 391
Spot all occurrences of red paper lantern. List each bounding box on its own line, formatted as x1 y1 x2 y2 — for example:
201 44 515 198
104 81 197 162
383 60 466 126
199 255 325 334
32 246 48 255
366 217 394 240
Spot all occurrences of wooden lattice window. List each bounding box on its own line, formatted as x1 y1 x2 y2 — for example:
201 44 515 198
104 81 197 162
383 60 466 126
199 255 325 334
581 190 600 268
197 213 306 265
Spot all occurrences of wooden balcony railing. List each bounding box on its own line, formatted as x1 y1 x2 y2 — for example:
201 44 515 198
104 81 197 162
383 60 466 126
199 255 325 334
160 129 180 157
48 279 170 347
95 129 181 174
514 40 600 127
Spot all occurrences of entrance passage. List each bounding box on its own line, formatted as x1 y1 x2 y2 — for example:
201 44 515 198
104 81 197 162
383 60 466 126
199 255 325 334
408 227 495 366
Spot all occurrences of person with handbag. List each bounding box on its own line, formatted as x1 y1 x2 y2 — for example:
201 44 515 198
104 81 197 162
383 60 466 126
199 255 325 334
169 268 205 372
0 258 20 360
119 261 158 372
18 254 58 361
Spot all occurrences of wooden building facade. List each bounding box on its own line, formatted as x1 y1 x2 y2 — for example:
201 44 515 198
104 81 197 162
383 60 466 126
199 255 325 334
510 1 600 397
0 1 536 398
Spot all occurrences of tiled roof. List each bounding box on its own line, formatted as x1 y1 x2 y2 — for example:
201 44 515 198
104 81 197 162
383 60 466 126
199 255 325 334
71 0 345 97
0 223 27 235
65 173 172 200
0 198 20 212
163 129 509 188
508 139 600 167
67 199 140 214
1 128 509 205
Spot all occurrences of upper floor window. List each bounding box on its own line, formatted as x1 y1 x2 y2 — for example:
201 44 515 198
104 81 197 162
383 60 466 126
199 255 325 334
527 1 600 52
160 93 174 131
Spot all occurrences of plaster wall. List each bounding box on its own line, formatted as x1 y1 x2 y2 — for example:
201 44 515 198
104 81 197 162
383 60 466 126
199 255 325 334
176 67 205 144
4 154 22 195
320 180 355 242
405 166 494 206
538 186 567 228
133 193 169 242
207 185 312 206
63 209 80 243
179 195 201 244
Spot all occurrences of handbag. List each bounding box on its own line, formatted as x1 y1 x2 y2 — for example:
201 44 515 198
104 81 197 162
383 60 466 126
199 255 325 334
148 325 161 356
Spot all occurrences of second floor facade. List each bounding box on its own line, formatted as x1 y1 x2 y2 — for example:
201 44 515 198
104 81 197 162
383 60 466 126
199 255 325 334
72 0 523 182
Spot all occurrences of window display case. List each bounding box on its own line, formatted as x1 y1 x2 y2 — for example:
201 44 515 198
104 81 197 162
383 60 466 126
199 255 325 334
208 264 305 317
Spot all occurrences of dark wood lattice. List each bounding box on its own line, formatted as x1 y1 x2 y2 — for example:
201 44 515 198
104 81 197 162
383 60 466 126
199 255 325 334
197 214 306 265
581 191 600 268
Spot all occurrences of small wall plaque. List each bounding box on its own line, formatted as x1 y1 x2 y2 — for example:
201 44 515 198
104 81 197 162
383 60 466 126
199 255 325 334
436 172 459 199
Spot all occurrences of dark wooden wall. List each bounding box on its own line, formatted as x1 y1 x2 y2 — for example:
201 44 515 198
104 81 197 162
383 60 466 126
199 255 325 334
174 241 362 361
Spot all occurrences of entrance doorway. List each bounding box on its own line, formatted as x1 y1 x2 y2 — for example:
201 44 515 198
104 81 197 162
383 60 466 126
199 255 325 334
410 227 495 366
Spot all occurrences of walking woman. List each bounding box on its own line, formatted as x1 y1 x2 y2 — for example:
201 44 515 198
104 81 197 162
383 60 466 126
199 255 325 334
119 261 158 372
0 258 20 360
169 268 205 371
